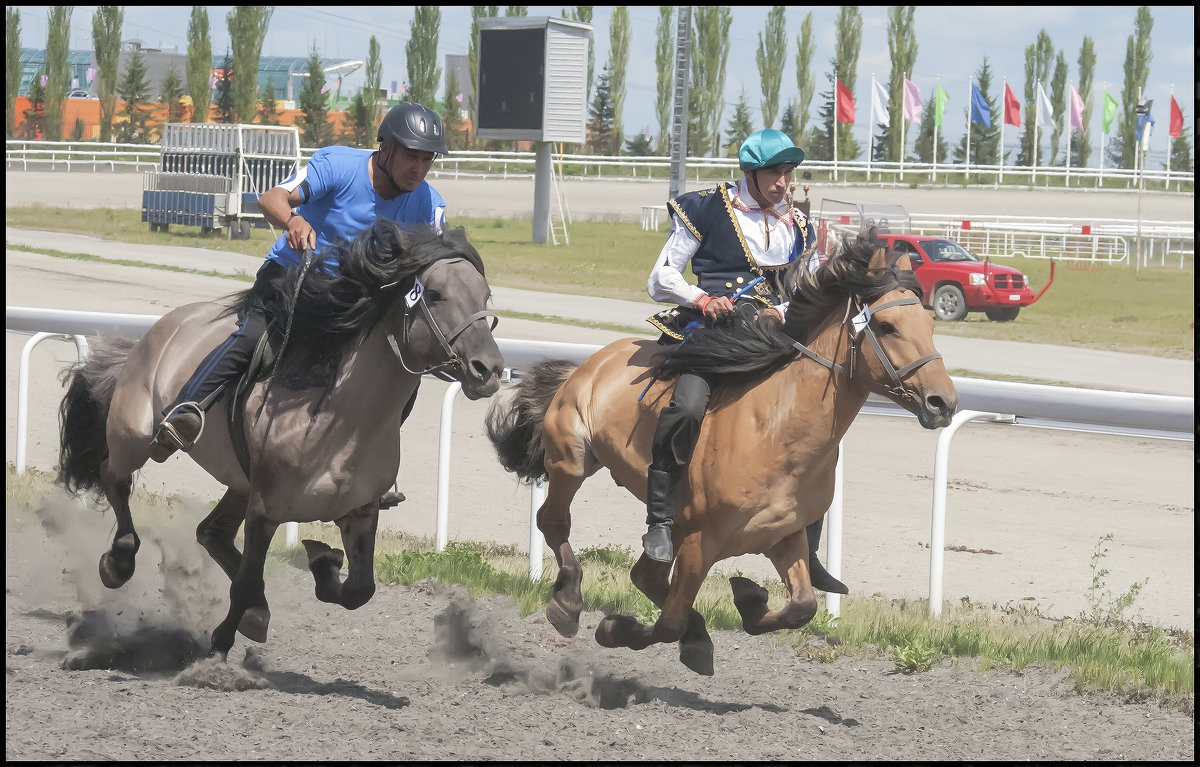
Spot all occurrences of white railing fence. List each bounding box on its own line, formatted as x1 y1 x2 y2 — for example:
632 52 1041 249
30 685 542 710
6 306 1194 619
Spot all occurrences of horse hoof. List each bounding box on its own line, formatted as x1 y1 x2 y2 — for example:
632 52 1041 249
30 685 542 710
679 638 715 676
237 607 271 643
546 599 581 638
595 614 639 649
97 533 140 588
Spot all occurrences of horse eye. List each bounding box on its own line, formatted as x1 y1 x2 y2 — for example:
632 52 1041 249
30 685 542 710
876 320 898 335
423 289 443 303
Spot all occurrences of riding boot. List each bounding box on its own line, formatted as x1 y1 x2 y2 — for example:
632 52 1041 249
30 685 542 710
642 467 676 563
807 517 849 595
148 403 205 463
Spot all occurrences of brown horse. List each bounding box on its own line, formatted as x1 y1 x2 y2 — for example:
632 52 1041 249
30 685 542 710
486 230 957 675
57 220 505 658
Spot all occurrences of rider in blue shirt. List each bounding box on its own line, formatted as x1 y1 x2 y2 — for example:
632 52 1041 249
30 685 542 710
148 102 450 469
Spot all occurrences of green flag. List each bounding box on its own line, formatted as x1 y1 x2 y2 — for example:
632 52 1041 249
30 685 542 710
934 82 950 127
1102 91 1119 134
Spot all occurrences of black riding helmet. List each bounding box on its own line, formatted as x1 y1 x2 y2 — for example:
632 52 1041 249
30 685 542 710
377 101 450 155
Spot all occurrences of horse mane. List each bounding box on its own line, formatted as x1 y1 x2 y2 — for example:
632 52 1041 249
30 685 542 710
227 220 485 363
652 228 922 385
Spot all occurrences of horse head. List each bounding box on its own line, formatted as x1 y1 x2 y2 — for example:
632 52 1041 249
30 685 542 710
843 241 958 429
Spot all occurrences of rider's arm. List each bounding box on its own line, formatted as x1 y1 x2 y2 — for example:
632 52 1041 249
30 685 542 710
647 217 705 307
260 179 315 252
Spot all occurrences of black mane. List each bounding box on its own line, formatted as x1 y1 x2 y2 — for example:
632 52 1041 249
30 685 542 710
652 228 922 385
226 220 485 363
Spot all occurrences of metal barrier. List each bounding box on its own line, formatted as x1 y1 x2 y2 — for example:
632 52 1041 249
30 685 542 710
6 305 1194 619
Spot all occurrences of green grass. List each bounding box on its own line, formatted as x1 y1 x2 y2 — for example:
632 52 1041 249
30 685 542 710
9 465 1193 708
6 206 1193 358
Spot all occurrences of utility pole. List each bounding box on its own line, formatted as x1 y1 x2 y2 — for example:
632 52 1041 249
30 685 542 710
668 7 691 201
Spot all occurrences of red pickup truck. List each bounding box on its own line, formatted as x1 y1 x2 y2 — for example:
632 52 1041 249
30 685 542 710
877 233 1054 322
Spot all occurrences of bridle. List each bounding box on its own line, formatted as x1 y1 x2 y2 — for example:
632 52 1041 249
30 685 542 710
786 289 942 403
383 258 498 382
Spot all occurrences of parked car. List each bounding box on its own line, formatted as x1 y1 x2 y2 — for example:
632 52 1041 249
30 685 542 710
67 89 91 98
878 233 1054 322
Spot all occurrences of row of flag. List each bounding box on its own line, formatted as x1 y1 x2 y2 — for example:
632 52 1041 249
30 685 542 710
836 77 1186 141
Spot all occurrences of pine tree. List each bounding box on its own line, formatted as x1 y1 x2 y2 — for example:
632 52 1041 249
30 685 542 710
441 69 464 151
7 7 23 139
213 53 235 124
778 103 799 144
257 81 281 126
623 131 653 156
298 45 333 147
724 87 754 158
115 46 152 143
21 71 45 140
586 62 615 156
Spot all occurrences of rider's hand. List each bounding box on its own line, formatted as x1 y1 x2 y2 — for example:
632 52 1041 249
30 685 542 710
285 214 317 252
695 294 734 319
761 306 784 323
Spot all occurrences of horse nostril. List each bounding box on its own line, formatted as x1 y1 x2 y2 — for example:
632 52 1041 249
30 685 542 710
470 359 493 381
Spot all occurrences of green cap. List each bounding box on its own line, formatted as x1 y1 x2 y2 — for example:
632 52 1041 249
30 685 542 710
738 129 806 171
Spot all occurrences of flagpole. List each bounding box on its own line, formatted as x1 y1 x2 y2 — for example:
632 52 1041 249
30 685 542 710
833 79 839 183
1099 82 1106 185
965 77 972 184
1033 81 1039 185
1166 84 1174 185
932 75 939 183
1066 80 1073 187
999 78 1006 186
868 74 876 182
900 73 906 183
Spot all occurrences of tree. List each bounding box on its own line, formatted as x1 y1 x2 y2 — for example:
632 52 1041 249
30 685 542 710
563 7 595 109
885 6 918 163
407 7 441 108
21 70 45 140
364 37 383 129
1113 6 1153 169
227 6 273 123
6 8 21 139
756 6 786 130
1165 108 1192 173
586 62 615 156
831 7 862 161
43 6 72 141
1048 50 1067 164
951 59 1000 168
115 45 152 144
778 103 799 143
257 81 281 126
342 90 372 147
468 7 499 147
297 44 333 147
653 7 673 154
793 12 815 138
724 87 754 158
92 6 123 142
911 95 949 164
690 6 732 157
623 130 653 156
1018 30 1054 166
213 53 235 124
1072 36 1096 168
186 7 212 123
441 69 466 150
159 66 187 128
608 6 630 152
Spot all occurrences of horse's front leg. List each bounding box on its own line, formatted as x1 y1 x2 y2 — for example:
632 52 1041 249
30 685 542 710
97 460 140 588
195 489 248 581
630 554 714 676
597 534 715 675
300 502 379 610
729 528 818 635
210 498 278 658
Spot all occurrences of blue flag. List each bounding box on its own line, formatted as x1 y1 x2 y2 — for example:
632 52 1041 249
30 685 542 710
970 83 991 128
1136 108 1156 143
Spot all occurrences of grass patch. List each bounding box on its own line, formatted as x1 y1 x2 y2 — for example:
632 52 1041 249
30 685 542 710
6 206 1193 358
9 463 1192 709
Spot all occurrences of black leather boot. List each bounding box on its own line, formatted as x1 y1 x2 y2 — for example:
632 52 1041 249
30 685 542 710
147 404 204 463
807 517 849 595
642 467 676 563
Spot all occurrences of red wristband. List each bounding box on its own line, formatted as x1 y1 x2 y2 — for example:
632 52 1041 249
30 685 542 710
696 295 714 314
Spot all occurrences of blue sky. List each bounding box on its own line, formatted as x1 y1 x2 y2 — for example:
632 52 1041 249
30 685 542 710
15 5 1195 156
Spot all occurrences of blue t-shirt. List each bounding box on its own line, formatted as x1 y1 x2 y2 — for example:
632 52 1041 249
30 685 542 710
264 144 446 272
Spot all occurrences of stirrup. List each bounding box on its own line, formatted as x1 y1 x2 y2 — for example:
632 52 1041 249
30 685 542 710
642 523 674 563
148 403 205 462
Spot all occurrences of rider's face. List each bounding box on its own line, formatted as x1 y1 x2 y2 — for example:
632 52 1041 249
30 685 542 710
749 164 795 207
383 143 435 193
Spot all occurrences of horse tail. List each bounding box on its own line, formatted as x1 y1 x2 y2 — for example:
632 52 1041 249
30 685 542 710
57 336 136 497
485 358 577 483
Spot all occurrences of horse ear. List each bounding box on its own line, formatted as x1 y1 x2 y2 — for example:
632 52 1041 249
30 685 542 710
893 252 913 271
868 246 888 271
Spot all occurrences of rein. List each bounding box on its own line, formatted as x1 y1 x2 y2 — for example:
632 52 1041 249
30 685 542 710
785 291 941 401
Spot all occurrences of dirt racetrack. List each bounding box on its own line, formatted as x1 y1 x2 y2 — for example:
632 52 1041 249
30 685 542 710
5 176 1196 760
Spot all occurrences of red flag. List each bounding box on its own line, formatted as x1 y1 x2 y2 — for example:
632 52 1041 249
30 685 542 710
1003 82 1021 127
1169 95 1183 138
836 79 855 124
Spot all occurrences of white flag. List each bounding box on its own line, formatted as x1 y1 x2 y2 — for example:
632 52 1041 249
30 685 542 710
872 77 890 127
1036 83 1055 129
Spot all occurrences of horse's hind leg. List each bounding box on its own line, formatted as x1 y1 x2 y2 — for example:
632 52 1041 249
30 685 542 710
210 501 278 657
301 504 378 610
97 461 140 588
630 554 714 676
729 528 818 635
196 489 248 580
538 469 586 638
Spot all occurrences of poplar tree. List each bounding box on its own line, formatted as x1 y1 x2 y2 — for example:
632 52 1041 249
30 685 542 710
606 6 630 152
1073 36 1096 168
186 7 212 123
298 44 333 147
92 6 123 142
562 6 595 106
793 12 815 139
755 6 786 130
653 7 673 154
1048 51 1068 164
406 7 441 108
115 45 152 144
885 6 918 163
690 6 731 157
831 6 862 161
44 6 72 141
364 37 382 127
227 6 273 123
1018 29 1054 166
6 8 20 138
1114 6 1153 168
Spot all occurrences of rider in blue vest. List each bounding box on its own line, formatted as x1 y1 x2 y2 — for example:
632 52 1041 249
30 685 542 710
643 129 848 594
148 102 450 481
